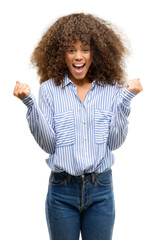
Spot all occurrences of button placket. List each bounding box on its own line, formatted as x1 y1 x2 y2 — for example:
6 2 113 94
86 85 95 105
82 105 88 159
72 84 82 105
84 123 88 157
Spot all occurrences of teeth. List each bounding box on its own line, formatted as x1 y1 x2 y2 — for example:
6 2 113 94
73 64 85 67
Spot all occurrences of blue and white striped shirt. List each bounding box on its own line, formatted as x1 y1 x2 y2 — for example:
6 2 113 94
22 74 136 176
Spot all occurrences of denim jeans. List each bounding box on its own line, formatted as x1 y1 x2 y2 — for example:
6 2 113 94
45 168 115 240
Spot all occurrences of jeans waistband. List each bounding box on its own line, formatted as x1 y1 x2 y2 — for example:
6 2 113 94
51 168 111 183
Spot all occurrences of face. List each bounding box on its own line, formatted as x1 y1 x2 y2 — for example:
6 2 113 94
65 41 92 84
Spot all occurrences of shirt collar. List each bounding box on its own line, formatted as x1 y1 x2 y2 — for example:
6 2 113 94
63 74 73 87
63 74 96 88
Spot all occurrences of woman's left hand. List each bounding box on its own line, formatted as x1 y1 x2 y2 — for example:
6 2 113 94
127 78 143 95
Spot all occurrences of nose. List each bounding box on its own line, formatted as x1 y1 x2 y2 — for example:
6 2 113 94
75 50 83 61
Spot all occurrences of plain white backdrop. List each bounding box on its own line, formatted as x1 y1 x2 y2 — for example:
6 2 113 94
1 0 155 239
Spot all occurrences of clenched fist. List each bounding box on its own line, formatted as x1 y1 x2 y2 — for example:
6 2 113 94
13 81 31 100
127 78 143 95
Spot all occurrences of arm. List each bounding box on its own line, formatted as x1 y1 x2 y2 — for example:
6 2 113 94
107 78 143 151
13 81 56 154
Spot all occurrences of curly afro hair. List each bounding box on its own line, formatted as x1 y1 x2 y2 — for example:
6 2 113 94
31 13 130 87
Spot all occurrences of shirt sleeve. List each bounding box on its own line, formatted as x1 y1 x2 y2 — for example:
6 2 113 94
107 86 136 151
22 84 56 154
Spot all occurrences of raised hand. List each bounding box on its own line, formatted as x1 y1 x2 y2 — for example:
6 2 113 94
13 81 31 100
127 78 143 95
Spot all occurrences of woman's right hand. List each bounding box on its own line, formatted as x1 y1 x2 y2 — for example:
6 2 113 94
13 81 31 100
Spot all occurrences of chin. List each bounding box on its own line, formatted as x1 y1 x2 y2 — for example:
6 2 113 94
75 76 85 80
73 73 87 80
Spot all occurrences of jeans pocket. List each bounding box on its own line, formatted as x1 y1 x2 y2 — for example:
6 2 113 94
95 169 113 187
54 110 75 147
95 109 113 144
49 172 67 186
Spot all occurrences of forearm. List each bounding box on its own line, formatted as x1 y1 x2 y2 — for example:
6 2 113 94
107 87 136 150
23 93 56 154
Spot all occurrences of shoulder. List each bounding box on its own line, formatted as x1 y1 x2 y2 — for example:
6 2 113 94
39 79 57 93
38 79 56 102
101 83 124 103
40 78 55 88
102 82 123 94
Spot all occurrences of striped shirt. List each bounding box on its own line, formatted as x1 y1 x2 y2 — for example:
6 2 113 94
22 74 136 176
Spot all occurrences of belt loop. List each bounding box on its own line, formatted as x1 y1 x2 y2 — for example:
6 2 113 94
91 172 95 183
66 175 71 183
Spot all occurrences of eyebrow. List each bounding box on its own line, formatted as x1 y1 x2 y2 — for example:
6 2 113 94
69 44 90 48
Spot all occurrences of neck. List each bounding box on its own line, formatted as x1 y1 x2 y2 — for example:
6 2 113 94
68 73 92 87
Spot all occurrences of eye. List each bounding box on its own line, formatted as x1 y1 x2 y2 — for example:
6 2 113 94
82 48 90 53
68 49 75 53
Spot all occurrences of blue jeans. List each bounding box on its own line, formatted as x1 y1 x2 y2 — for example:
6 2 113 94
45 168 115 240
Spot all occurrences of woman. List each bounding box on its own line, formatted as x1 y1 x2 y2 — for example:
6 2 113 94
13 13 143 240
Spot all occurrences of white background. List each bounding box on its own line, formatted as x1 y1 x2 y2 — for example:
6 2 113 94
0 0 155 239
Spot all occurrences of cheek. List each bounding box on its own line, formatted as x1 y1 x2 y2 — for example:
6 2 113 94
65 56 72 68
88 56 92 67
87 53 92 64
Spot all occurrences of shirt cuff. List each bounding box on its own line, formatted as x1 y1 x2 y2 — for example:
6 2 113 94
22 93 36 107
121 88 136 102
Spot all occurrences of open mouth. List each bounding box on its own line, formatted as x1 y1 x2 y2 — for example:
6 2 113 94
73 63 86 73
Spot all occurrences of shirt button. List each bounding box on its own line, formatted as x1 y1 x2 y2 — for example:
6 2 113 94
89 92 91 95
29 98 32 101
83 105 85 108
84 137 87 141
83 121 86 125
85 152 88 156
123 91 126 94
